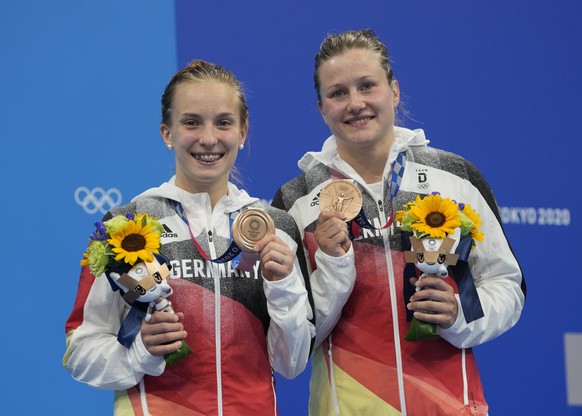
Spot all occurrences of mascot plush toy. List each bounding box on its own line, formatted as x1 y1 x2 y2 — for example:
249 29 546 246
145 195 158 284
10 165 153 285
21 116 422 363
106 254 191 364
404 235 460 283
403 234 460 341
108 255 175 322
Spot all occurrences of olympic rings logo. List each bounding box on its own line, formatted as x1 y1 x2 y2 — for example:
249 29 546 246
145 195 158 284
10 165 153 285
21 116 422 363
75 186 123 214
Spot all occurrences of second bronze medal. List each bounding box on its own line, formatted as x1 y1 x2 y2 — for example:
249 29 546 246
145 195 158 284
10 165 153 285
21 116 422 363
319 180 363 221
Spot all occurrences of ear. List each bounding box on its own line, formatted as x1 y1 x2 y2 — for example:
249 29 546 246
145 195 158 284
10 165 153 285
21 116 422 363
160 124 172 147
404 250 417 263
439 237 456 254
239 121 249 147
409 236 424 252
391 79 400 108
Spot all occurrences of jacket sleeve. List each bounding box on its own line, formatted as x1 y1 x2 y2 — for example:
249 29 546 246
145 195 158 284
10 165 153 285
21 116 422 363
272 184 357 350
63 267 166 390
309 246 357 348
438 176 525 348
262 231 315 380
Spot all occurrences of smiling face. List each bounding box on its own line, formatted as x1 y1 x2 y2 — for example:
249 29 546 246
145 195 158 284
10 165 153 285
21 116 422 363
160 80 248 199
317 48 400 160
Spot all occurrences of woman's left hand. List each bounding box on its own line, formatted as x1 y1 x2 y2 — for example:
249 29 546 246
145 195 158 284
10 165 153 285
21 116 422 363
407 276 458 329
254 234 294 281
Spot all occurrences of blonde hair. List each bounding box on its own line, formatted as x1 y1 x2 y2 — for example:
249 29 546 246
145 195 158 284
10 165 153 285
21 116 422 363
314 29 395 103
161 59 249 127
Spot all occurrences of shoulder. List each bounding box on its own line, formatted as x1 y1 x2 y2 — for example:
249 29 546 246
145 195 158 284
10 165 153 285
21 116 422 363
254 203 299 237
273 163 329 210
409 144 467 165
107 196 172 220
409 144 499 216
277 172 308 196
409 145 483 182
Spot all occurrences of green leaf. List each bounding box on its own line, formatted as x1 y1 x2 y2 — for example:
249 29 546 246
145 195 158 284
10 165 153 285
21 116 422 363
405 317 440 342
164 341 192 365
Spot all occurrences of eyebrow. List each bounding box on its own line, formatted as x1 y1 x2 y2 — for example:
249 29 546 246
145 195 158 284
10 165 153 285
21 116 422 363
324 75 378 92
179 112 236 118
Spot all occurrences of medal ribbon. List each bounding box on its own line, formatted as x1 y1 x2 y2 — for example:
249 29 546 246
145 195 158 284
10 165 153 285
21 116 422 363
104 272 149 348
330 151 406 238
170 200 242 266
448 236 485 323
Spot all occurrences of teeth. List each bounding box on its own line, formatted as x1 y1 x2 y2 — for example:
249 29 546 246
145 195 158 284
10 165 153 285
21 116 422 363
348 116 372 125
194 154 222 162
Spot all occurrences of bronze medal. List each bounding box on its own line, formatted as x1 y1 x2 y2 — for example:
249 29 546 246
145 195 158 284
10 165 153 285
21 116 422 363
319 180 363 221
231 208 276 252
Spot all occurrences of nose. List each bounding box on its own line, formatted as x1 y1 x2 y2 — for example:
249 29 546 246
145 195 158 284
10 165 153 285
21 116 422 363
199 125 218 146
347 92 365 112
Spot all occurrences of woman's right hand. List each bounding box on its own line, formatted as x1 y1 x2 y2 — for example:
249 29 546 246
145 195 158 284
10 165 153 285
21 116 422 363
314 211 351 257
141 311 188 356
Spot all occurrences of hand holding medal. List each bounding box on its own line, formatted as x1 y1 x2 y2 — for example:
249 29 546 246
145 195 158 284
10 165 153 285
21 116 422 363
316 152 407 245
315 180 361 257
232 208 294 281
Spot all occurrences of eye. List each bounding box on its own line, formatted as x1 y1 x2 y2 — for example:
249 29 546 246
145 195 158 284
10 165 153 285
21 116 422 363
329 88 347 99
217 119 233 129
183 119 200 127
416 253 425 263
360 81 375 91
437 254 446 264
152 272 163 284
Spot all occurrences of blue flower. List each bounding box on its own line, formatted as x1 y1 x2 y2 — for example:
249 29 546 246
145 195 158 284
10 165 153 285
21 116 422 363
90 221 107 241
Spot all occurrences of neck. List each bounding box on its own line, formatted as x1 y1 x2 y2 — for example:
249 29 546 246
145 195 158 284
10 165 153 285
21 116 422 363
175 176 228 209
338 141 393 184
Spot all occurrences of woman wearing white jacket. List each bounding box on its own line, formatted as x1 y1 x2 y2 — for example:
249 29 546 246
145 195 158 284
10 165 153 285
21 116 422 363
64 60 314 416
272 29 525 416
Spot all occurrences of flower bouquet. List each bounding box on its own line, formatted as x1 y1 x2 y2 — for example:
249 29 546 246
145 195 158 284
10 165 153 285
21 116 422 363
395 192 484 341
81 213 191 364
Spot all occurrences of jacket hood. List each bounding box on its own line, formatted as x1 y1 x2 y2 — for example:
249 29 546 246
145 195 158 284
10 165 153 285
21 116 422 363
297 127 429 173
133 176 259 214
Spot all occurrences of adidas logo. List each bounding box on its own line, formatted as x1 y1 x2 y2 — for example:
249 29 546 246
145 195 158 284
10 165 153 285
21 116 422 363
161 224 178 239
310 191 321 207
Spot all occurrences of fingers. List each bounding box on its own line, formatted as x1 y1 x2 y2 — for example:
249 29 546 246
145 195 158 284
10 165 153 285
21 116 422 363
141 311 188 356
317 210 347 224
407 277 458 328
254 234 294 281
314 211 351 257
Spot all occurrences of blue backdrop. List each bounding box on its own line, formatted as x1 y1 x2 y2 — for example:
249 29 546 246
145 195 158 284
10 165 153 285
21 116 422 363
1 1 580 414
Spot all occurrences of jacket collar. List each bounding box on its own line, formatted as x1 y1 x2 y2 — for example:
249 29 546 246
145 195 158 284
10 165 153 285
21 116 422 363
298 127 429 175
132 176 259 215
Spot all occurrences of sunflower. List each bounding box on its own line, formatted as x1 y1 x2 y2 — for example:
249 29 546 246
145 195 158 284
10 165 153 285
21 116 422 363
395 201 414 224
394 208 405 224
80 251 89 267
134 213 164 235
462 203 484 242
408 193 461 238
107 219 160 266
